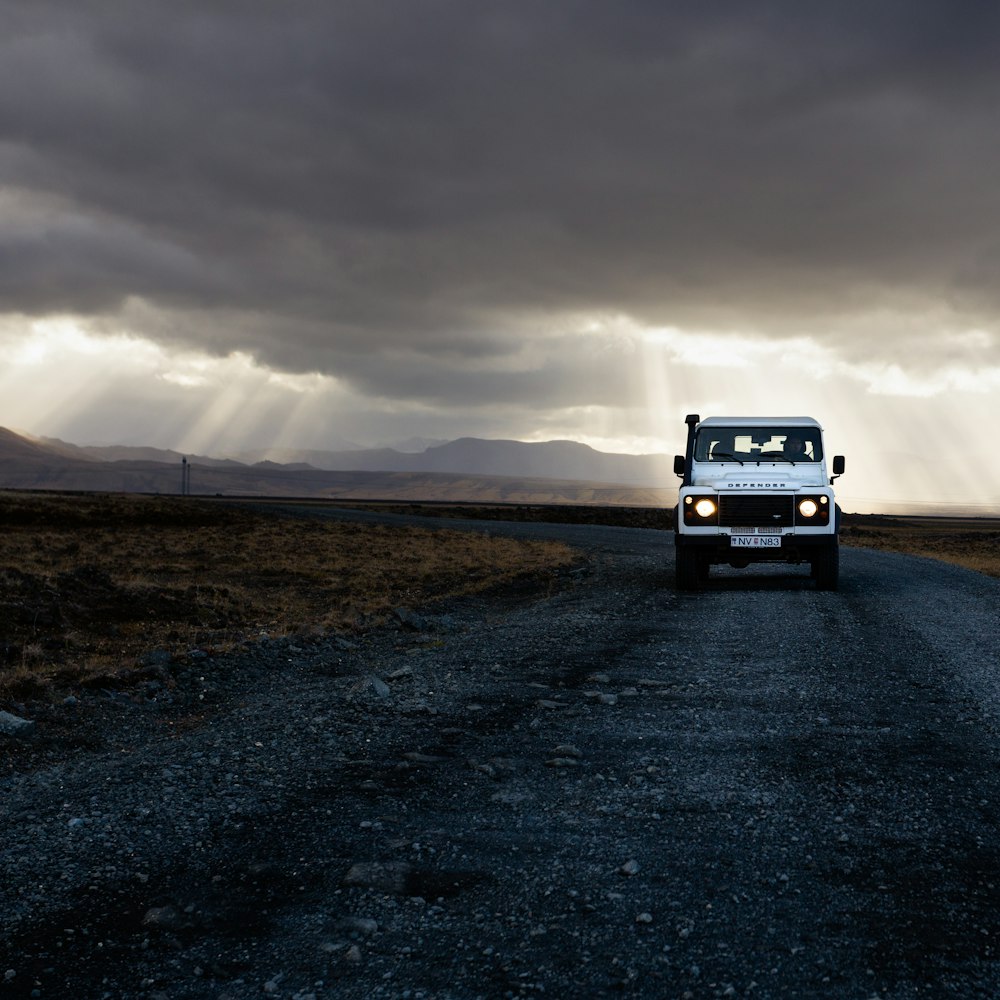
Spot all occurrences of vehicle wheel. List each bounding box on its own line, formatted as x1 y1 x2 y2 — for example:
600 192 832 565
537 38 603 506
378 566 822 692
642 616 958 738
812 543 839 591
676 547 702 591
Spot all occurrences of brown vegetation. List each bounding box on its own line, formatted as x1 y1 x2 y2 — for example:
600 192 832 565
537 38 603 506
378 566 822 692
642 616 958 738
0 492 576 701
841 515 1000 579
264 499 673 530
3 492 995 704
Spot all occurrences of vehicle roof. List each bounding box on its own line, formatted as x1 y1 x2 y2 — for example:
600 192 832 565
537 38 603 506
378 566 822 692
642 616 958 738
696 416 822 429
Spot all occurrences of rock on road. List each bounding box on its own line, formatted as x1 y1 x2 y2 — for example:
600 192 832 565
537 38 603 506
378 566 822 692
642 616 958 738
1 510 999 1000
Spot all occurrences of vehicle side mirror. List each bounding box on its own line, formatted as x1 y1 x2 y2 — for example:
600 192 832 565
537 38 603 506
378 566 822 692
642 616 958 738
673 454 686 477
832 455 845 476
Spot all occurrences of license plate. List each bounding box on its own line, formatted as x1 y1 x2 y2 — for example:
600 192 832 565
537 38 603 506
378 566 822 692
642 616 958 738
730 536 782 548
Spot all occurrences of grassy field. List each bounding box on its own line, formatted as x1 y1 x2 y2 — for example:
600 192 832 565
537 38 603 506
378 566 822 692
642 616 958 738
841 515 1000 579
306 501 1000 579
0 492 576 701
1 492 996 704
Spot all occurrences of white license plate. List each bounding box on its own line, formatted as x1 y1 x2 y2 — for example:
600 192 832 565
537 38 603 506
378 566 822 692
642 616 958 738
730 536 782 548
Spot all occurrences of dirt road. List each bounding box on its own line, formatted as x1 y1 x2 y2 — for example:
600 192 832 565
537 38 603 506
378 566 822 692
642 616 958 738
2 512 999 999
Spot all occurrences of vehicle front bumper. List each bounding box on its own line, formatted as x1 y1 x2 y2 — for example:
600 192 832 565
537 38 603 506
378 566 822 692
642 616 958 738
674 532 838 563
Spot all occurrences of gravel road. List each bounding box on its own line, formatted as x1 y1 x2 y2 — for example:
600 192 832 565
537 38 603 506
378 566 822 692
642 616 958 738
2 511 1000 1000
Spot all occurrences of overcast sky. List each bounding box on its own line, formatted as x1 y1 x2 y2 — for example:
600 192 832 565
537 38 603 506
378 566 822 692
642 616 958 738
1 1 999 511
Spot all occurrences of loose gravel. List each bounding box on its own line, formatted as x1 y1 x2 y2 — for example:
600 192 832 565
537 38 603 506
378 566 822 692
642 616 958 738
2 515 1000 999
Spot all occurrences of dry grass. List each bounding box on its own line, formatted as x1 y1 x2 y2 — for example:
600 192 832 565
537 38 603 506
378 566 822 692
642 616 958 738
841 516 1000 579
0 492 576 701
5 493 994 704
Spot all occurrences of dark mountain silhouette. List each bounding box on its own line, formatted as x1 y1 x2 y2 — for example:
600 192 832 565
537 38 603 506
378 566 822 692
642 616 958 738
418 438 671 483
1 428 87 462
219 437 674 485
0 428 678 505
35 436 244 468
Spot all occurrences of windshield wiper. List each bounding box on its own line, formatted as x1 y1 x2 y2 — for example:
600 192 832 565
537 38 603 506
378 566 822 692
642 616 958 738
709 451 744 465
759 451 795 464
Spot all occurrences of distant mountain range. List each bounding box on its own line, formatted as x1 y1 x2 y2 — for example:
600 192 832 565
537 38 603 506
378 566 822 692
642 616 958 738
226 437 675 484
0 428 677 506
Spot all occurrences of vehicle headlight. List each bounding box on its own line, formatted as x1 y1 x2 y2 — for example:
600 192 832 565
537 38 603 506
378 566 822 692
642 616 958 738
683 495 719 524
694 498 717 518
798 499 819 518
795 496 830 524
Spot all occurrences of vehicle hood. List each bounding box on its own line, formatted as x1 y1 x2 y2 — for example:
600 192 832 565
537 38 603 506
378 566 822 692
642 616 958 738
691 467 829 490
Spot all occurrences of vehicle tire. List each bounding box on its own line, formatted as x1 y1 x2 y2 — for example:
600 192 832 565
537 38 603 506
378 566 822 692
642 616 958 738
812 542 839 591
676 546 702 591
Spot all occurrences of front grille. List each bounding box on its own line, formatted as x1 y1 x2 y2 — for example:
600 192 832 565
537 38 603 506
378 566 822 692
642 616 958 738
719 494 794 527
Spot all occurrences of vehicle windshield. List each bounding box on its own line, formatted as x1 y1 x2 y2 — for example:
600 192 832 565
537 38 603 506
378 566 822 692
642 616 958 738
694 427 822 463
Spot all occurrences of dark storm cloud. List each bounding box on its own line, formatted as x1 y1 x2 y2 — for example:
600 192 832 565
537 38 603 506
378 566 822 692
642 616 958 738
3 0 1000 396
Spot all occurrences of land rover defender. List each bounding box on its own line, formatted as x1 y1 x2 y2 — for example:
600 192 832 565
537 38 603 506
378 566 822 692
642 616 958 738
673 415 845 591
